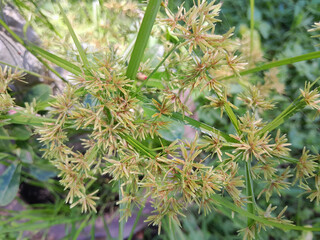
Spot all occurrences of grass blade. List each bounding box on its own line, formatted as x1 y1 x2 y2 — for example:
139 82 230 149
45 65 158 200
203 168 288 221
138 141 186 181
250 0 255 62
0 60 56 82
221 51 320 81
29 44 82 75
138 44 178 91
211 194 320 232
0 18 67 82
126 0 162 80
0 216 86 234
58 3 89 68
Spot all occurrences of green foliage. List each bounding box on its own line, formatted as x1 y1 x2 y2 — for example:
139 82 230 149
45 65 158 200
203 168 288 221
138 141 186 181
0 163 21 206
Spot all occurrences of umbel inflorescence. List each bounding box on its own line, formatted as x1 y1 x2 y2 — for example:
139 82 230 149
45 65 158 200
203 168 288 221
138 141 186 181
3 0 320 238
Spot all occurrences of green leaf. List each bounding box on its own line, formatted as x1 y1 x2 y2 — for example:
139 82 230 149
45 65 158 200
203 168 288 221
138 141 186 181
221 51 320 81
245 160 256 226
71 214 91 240
29 44 82 75
0 128 13 150
28 165 57 181
211 194 320 232
0 153 11 161
126 0 162 80
120 133 156 159
224 103 241 135
158 118 185 141
0 163 21 206
17 148 33 164
138 94 236 143
0 18 67 82
0 216 86 234
9 125 32 141
58 3 89 68
24 84 52 103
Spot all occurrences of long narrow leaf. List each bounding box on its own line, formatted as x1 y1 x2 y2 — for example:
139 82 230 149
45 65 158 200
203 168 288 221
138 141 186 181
126 0 162 80
136 94 236 143
29 44 82 76
211 194 320 231
0 18 67 82
58 3 89 68
221 51 320 81
0 216 86 234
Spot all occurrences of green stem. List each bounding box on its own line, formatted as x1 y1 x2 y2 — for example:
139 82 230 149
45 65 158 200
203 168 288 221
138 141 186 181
126 0 162 80
250 0 255 62
128 203 145 240
102 215 113 240
118 181 124 240
137 44 178 91
245 160 256 228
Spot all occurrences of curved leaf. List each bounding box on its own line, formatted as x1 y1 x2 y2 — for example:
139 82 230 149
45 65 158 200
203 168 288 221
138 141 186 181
221 51 320 81
126 0 162 79
211 194 320 232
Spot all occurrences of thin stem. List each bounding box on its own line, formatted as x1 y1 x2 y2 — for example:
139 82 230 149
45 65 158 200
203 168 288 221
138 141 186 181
102 215 113 240
245 160 256 229
118 181 124 240
250 0 255 63
128 201 146 240
137 44 178 91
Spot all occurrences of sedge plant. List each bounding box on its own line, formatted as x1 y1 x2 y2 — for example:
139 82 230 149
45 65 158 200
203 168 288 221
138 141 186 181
1 1 320 239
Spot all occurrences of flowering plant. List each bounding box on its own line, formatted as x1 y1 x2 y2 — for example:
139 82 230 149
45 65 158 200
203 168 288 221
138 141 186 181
1 1 320 239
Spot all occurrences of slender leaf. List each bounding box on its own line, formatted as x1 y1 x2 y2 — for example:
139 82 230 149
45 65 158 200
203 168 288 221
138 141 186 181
0 18 67 82
0 216 86 234
29 44 82 75
138 44 178 91
221 51 320 81
126 0 162 79
102 215 113 240
211 194 320 231
0 60 56 82
250 0 255 61
58 3 89 68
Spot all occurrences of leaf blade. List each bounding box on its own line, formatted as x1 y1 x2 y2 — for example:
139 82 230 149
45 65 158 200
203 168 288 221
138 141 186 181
0 163 21 206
